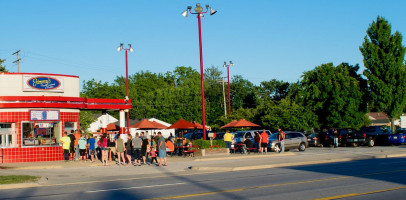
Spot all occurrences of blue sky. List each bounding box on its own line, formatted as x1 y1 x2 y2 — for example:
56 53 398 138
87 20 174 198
1 0 405 89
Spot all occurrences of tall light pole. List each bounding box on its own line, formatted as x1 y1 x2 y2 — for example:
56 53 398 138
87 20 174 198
117 43 134 134
224 61 234 117
182 3 217 140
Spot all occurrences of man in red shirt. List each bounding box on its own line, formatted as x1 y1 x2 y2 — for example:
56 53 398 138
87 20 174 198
260 129 269 153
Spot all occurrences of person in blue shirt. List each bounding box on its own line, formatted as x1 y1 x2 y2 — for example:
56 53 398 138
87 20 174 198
87 135 96 162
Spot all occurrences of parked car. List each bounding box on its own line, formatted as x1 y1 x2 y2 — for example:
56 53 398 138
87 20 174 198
345 131 366 147
268 131 308 152
358 126 391 147
388 129 406 145
307 133 322 147
234 130 272 144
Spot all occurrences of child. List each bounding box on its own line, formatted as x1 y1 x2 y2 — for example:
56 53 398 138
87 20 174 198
150 146 158 165
78 134 87 161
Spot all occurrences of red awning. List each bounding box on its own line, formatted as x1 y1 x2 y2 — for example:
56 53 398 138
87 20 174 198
106 123 119 131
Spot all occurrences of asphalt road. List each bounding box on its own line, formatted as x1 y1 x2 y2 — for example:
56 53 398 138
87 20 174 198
1 157 406 200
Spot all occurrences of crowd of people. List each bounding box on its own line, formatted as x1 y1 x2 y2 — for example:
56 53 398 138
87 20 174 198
61 130 176 167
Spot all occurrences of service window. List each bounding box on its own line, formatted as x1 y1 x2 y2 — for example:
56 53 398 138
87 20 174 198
22 122 61 146
0 123 16 148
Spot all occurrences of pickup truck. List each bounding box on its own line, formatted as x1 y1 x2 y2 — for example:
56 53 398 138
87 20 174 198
347 126 391 147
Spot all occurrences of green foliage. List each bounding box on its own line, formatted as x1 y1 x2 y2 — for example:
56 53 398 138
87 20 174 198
192 139 226 149
298 63 368 129
0 59 7 72
360 16 406 120
79 110 98 131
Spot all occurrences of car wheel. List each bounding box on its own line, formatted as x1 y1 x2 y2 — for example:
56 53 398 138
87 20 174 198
368 138 375 147
273 144 280 153
299 143 306 151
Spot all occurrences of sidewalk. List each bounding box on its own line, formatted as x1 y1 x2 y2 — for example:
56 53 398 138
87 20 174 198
1 146 406 190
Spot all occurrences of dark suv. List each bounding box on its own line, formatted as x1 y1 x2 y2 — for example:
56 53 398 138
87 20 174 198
358 126 391 147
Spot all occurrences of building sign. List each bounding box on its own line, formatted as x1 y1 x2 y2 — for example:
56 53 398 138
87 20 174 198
23 75 64 92
30 110 60 121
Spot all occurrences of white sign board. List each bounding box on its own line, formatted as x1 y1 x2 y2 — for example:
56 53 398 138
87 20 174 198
23 75 64 92
30 110 60 121
401 116 406 129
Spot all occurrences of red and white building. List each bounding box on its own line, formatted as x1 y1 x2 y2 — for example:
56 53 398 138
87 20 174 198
0 72 131 163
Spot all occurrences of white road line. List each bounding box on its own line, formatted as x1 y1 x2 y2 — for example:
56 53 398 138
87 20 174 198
86 182 186 193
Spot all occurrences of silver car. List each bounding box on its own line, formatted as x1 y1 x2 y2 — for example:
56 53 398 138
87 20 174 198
268 131 308 152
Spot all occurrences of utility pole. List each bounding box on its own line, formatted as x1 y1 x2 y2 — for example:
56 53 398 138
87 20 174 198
218 77 227 117
12 50 21 72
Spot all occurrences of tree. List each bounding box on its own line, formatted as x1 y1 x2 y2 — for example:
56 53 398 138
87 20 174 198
0 59 7 72
360 16 406 130
299 63 368 129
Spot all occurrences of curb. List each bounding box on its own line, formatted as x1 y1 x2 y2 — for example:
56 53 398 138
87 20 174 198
190 154 406 172
193 152 296 162
0 182 41 190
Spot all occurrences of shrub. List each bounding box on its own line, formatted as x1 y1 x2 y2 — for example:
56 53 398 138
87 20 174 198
192 139 226 149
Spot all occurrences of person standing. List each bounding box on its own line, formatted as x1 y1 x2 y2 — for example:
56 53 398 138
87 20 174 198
78 134 87 161
116 135 126 165
278 128 285 153
254 132 261 152
74 130 81 161
149 146 158 165
260 129 269 153
140 132 149 165
68 130 75 160
87 134 96 162
223 130 233 153
132 132 142 166
61 132 71 161
333 129 339 148
157 132 167 166
98 133 109 166
125 134 133 165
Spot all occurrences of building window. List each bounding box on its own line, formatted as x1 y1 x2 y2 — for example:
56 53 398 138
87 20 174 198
0 123 16 148
64 122 76 133
22 122 61 146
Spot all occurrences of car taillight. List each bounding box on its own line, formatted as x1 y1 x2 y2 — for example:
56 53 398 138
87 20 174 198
325 136 328 139
403 135 405 139
363 133 366 138
339 135 341 140
346 134 348 138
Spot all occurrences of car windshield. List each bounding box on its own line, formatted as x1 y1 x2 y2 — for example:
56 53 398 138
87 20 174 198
395 130 406 134
360 127 376 132
308 134 317 137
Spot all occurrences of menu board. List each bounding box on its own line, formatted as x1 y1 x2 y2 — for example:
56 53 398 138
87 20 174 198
30 110 59 121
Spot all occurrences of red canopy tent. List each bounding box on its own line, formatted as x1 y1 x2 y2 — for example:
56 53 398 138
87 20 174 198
129 119 161 129
150 121 168 129
221 119 260 129
167 119 201 129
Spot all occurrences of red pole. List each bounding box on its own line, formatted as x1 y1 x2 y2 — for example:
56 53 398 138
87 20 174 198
227 65 231 116
197 14 206 140
125 50 130 134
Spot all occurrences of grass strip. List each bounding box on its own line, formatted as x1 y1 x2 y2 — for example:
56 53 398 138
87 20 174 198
0 175 40 185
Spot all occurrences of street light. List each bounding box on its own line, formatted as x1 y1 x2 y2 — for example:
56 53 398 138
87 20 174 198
117 43 134 134
224 61 234 117
182 3 217 140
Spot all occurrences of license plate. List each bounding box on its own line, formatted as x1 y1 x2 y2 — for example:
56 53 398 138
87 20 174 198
354 139 358 142
347 139 353 142
307 139 311 141
394 136 398 139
